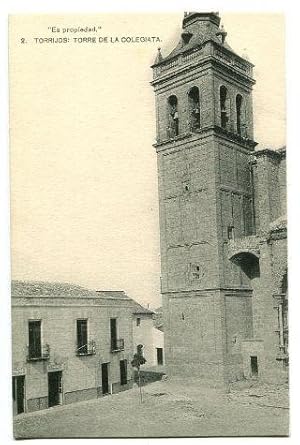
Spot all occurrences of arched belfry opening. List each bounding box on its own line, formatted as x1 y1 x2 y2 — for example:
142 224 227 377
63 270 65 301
181 30 193 45
167 95 179 138
236 94 243 135
188 86 200 131
220 86 229 129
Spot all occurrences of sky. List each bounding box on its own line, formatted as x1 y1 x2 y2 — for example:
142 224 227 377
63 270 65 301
9 12 285 309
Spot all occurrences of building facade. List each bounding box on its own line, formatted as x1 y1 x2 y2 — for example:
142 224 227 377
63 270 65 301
12 281 144 415
132 306 164 367
151 12 287 386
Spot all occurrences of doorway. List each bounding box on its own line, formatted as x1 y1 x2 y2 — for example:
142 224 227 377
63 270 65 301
250 356 258 378
12 375 25 415
120 360 127 385
157 348 164 365
48 371 62 407
101 363 109 395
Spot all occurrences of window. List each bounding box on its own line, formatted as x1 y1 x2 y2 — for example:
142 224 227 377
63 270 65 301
220 86 229 129
28 320 42 359
243 196 255 236
228 224 235 240
110 318 117 351
188 86 200 130
136 317 141 327
77 319 88 354
120 360 128 385
236 94 243 135
110 318 124 352
167 95 179 137
157 348 164 365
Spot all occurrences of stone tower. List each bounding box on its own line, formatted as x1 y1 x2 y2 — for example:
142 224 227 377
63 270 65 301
151 12 258 386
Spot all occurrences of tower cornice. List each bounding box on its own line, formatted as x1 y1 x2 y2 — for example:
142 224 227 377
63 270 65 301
153 125 257 153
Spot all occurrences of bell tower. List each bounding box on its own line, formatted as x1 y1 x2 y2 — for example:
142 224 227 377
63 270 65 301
152 12 257 385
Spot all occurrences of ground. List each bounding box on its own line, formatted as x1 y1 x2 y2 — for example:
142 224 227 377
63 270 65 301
14 378 289 438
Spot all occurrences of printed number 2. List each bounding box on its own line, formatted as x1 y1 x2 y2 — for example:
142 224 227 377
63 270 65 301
21 38 26 44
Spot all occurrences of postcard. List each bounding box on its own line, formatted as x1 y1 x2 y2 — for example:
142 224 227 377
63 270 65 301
9 11 287 438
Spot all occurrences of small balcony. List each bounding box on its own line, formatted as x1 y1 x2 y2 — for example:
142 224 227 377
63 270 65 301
111 338 124 353
76 340 96 356
227 235 259 261
27 344 50 361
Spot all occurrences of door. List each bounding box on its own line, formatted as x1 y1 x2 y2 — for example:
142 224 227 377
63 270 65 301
157 348 164 365
120 360 127 385
101 363 109 395
250 356 258 378
12 376 25 415
48 371 62 407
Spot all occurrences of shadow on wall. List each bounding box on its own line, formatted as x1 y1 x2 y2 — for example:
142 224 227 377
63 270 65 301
231 252 260 280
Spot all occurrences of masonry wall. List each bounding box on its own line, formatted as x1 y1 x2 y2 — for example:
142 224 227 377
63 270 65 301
162 291 226 385
157 135 221 294
278 156 286 216
261 236 288 383
156 109 256 386
253 152 282 233
216 137 254 288
237 156 287 383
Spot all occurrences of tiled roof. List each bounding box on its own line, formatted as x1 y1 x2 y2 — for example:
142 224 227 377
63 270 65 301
11 280 94 298
132 302 154 315
11 280 129 300
154 12 239 66
11 281 154 317
162 30 236 64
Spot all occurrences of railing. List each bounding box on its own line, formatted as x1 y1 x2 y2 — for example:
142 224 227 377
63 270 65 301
111 338 124 352
227 235 259 258
214 49 251 75
182 50 199 63
27 343 50 361
76 340 96 356
153 44 252 81
160 59 178 71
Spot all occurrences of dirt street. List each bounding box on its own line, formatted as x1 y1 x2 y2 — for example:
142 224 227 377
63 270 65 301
14 378 289 438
